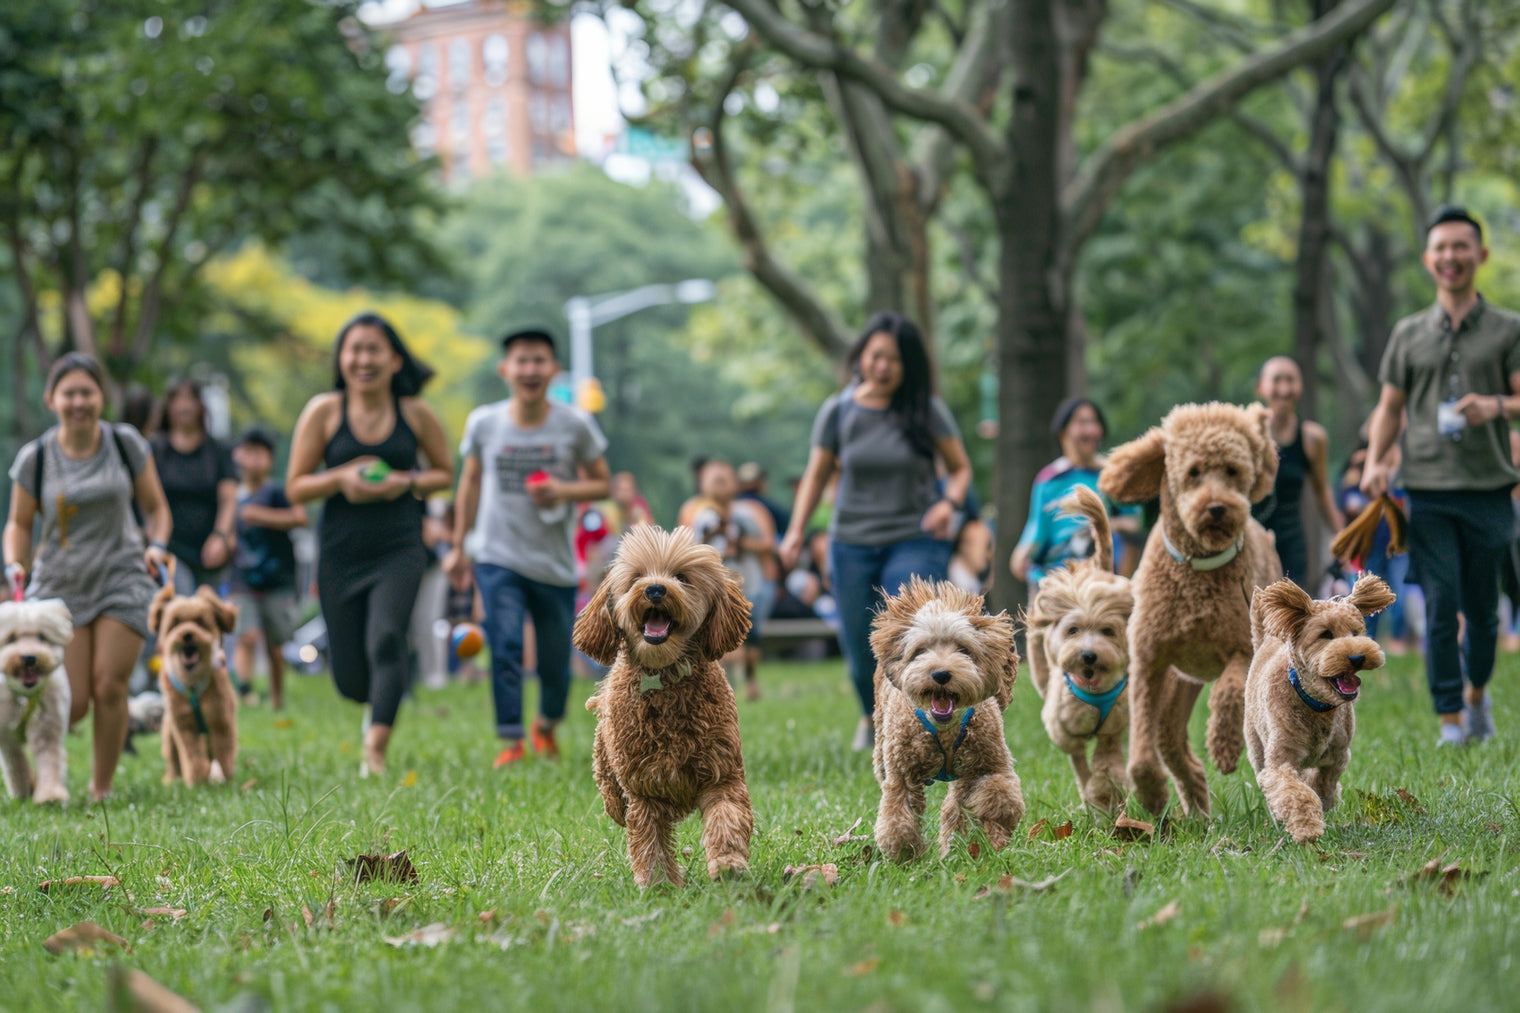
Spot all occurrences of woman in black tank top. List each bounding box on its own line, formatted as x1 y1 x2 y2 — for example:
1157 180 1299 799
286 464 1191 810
286 313 455 777
1254 357 1345 589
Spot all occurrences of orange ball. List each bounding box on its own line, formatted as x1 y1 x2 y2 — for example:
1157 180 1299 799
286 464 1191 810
451 622 485 660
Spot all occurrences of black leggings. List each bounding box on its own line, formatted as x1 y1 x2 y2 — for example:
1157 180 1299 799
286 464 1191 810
318 546 427 727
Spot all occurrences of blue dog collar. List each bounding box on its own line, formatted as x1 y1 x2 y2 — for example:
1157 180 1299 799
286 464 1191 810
1288 665 1336 713
914 706 975 784
1063 673 1127 732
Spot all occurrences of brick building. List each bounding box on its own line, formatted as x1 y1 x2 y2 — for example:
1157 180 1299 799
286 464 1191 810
378 1 575 181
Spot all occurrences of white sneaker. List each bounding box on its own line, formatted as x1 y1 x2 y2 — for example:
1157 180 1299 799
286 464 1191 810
1436 721 1468 747
1465 694 1495 742
852 717 875 752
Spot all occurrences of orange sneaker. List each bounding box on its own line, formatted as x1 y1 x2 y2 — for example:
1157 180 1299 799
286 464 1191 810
529 719 559 760
492 741 526 768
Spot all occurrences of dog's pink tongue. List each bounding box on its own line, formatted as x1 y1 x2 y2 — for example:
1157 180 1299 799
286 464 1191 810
931 693 954 718
644 616 671 638
1335 673 1362 695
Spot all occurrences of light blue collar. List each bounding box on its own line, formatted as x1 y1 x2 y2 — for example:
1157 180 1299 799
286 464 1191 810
1063 673 1127 731
165 668 210 735
1161 525 1243 571
914 706 974 784
1288 665 1336 712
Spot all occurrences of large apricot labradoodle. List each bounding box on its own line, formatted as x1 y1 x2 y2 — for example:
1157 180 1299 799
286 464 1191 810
1098 402 1282 818
1245 574 1395 843
871 578 1023 861
575 525 754 888
1024 486 1134 816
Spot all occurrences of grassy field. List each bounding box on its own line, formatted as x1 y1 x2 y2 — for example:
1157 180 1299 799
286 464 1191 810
1 652 1517 1012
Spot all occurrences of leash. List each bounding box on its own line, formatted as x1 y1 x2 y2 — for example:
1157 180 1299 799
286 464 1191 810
914 706 975 785
15 694 41 740
1287 665 1336 713
6 562 25 602
1062 673 1128 732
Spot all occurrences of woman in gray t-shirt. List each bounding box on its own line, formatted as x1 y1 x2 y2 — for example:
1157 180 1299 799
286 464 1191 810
779 313 974 751
4 353 173 801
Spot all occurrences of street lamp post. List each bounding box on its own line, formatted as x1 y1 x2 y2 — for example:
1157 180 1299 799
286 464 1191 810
563 279 718 394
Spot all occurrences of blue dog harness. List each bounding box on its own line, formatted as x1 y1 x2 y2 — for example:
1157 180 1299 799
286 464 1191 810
1287 665 1336 713
1063 673 1127 732
914 706 975 785
166 669 211 736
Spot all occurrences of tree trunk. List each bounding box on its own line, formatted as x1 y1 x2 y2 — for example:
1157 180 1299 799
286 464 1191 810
989 0 1066 619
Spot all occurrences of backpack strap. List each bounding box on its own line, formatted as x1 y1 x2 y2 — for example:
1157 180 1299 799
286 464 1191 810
109 425 146 528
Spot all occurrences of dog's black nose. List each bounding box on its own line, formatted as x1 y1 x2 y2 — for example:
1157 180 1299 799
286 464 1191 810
1208 504 1226 520
19 654 36 667
644 584 666 603
1080 651 1098 665
1347 654 1365 668
931 670 952 685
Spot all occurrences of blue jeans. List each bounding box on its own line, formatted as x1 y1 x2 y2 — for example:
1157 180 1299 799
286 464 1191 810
1364 549 1409 641
1407 490 1514 715
474 563 576 739
829 535 953 716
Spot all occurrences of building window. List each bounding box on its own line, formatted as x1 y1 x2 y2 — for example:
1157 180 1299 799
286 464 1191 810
411 121 437 156
550 94 572 134
548 35 569 87
483 33 509 86
529 93 549 133
415 42 438 100
448 38 470 92
484 97 505 135
526 32 548 85
487 136 508 165
450 101 471 147
385 46 412 94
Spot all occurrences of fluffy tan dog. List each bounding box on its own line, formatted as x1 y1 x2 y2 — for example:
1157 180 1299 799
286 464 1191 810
1023 486 1134 816
1099 402 1282 817
1245 575 1395 843
0 598 74 803
150 585 238 786
871 578 1023 861
575 525 755 888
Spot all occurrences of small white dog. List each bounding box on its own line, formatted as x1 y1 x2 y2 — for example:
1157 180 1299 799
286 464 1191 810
0 598 74 803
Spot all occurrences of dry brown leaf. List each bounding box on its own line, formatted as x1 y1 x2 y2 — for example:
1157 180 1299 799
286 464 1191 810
140 919 155 931
847 957 880 977
38 875 120 893
107 967 200 1013
1342 908 1395 941
1113 815 1155 841
383 922 455 947
136 907 187 920
1025 818 1048 842
831 817 870 846
375 896 410 917
478 909 498 924
782 864 839 888
301 906 314 929
973 868 1071 899
966 842 980 858
888 910 907 927
1137 900 1181 930
1393 788 1425 813
1404 858 1485 896
43 920 129 955
239 778 257 792
347 850 420 885
1053 821 1074 840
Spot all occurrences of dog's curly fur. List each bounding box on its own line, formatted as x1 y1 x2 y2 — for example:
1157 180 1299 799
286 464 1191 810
150 585 239 787
1245 574 1395 843
871 578 1023 861
575 525 754 888
0 599 74 803
1098 402 1283 817
1023 487 1134 816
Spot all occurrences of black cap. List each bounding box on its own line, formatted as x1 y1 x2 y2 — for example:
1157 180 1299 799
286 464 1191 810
237 425 278 452
500 327 557 355
1427 204 1483 242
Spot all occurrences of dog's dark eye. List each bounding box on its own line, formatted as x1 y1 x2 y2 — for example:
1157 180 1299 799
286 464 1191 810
1226 466 1238 478
1101 627 1114 637
674 573 687 584
1319 629 1333 640
1067 625 1078 636
1188 466 1201 479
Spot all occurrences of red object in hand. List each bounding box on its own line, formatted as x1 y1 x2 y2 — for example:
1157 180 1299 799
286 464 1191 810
526 470 551 489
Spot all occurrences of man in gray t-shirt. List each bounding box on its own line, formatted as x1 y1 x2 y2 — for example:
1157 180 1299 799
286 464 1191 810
444 329 610 763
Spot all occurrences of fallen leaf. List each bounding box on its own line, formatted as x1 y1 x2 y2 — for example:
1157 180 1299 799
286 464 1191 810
1137 900 1181 930
847 957 879 977
1113 815 1155 841
1342 908 1395 941
967 842 980 858
1343 850 1369 860
973 868 1071 898
301 905 314 929
1025 818 1048 842
107 967 200 1013
954 874 967 883
374 896 410 917
831 817 870 846
135 907 188 920
1403 858 1485 896
0 886 12 895
782 864 839 888
478 909 497 924
383 922 455 947
43 920 129 955
888 910 907 927
239 778 257 792
347 850 420 885
1053 821 1074 840
402 770 418 788
38 875 120 893
1392 788 1425 813
140 919 155 931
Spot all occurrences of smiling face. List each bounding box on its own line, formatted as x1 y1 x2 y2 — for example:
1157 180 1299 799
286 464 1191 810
45 368 105 432
0 600 72 696
338 323 403 393
166 384 206 432
1255 357 1303 413
1255 574 1396 705
857 331 904 397
1422 220 1487 298
1059 403 1105 463
500 339 558 404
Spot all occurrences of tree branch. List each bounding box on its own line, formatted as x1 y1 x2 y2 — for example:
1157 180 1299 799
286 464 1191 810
910 0 1007 209
128 151 203 364
719 0 1004 171
1063 0 1397 258
108 138 158 357
1346 66 1429 237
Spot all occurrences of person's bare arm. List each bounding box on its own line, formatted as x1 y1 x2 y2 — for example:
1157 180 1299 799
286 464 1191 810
780 446 837 571
1361 384 1408 499
202 476 241 569
3 482 37 574
286 395 350 504
443 454 483 592
240 501 308 531
1302 422 1345 531
534 457 611 506
402 397 456 497
922 434 973 540
134 455 175 575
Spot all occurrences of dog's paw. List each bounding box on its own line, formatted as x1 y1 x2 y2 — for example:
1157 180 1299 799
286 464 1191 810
208 760 226 785
1287 817 1324 844
707 854 749 880
32 784 69 805
1128 762 1170 815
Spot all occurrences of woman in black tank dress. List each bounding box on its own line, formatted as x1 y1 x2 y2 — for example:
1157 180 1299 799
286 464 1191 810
286 313 455 776
1254 356 1344 589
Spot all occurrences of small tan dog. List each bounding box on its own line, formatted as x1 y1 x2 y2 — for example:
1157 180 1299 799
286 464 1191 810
575 525 755 888
150 585 239 786
1099 401 1282 817
0 598 74 803
1245 574 1395 843
871 578 1023 861
1024 487 1134 816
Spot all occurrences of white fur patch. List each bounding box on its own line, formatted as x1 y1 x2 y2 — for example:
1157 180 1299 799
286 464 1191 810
903 601 975 653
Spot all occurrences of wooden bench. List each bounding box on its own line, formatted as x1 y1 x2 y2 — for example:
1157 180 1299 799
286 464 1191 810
760 616 837 652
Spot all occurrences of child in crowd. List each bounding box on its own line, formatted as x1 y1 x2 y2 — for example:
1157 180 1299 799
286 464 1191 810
230 427 307 710
689 459 774 700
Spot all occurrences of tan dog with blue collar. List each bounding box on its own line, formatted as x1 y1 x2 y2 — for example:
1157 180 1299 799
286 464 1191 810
870 578 1022 861
150 584 239 786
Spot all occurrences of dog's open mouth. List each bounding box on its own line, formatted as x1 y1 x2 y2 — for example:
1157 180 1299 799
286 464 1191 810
642 610 672 645
1330 673 1361 700
928 692 956 720
178 645 203 668
18 665 42 690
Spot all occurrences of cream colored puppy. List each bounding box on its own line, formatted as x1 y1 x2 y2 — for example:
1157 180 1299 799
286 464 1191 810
0 598 74 803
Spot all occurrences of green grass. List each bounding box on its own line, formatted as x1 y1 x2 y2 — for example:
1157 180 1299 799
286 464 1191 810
2 654 1517 1011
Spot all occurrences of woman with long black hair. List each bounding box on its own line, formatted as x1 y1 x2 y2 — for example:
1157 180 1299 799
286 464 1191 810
779 312 973 750
286 313 454 776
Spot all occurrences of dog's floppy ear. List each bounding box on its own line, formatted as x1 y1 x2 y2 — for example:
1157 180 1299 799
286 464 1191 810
698 570 753 661
1099 428 1165 504
1246 402 1279 503
1345 573 1396 618
196 586 238 634
35 599 75 646
1253 579 1314 642
148 584 176 638
868 606 905 691
573 577 622 666
972 609 1019 710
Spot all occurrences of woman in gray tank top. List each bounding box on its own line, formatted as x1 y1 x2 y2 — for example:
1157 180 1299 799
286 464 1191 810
4 353 173 800
779 313 974 751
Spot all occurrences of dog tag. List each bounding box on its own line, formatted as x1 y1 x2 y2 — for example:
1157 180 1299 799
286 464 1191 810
639 673 662 694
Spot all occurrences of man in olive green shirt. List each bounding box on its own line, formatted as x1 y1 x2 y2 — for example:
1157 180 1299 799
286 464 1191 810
1363 205 1520 746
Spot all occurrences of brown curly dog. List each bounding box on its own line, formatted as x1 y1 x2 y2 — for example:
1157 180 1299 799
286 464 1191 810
871 578 1022 861
1246 574 1395 843
574 525 754 888
1098 402 1282 818
150 584 239 787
